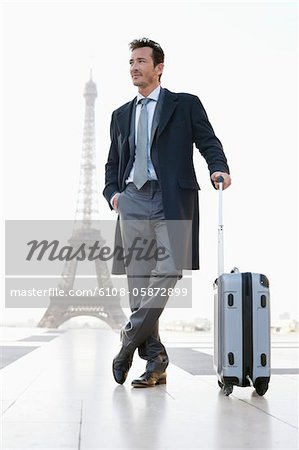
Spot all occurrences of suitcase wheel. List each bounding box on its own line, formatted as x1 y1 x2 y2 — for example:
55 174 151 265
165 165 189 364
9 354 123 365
218 381 233 396
254 380 269 396
223 384 233 396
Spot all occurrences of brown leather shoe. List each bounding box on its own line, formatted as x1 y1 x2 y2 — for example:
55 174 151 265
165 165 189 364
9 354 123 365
131 371 167 388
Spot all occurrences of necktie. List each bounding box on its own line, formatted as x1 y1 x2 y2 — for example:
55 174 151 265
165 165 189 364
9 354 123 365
133 98 152 189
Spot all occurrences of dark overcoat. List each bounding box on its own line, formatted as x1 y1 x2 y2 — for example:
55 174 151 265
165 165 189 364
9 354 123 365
103 88 229 273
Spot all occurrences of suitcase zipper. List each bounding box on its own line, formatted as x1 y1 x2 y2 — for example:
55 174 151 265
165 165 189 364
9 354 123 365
242 273 253 386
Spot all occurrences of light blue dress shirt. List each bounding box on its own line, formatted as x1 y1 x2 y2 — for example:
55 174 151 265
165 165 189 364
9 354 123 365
126 85 160 183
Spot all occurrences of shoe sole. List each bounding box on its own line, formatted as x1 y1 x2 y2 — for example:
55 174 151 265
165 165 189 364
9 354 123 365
131 378 167 388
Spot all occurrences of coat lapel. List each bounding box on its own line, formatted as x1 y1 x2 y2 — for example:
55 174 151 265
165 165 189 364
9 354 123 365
129 103 136 155
150 88 165 148
116 99 136 152
157 89 178 137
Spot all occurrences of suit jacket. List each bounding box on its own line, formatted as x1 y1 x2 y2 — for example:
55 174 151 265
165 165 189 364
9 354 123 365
103 88 230 272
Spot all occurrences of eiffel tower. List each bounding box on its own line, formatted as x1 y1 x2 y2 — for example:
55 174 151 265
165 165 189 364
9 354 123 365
38 74 127 330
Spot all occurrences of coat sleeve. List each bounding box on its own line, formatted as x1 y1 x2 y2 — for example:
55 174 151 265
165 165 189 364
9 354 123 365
191 96 230 177
103 112 120 209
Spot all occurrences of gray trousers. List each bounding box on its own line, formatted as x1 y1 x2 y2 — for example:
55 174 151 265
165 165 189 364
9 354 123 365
117 181 182 372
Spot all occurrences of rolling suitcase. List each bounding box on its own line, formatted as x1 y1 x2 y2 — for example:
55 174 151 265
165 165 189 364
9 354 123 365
213 177 271 396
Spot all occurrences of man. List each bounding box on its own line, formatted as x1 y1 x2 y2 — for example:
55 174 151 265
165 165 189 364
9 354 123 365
103 38 231 387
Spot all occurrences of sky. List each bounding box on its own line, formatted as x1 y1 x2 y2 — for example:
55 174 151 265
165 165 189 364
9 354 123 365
1 0 298 325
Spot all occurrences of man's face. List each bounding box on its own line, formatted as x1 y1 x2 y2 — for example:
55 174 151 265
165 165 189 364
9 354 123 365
129 47 163 90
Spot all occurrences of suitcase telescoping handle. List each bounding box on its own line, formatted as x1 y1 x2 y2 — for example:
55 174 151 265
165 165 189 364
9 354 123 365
217 176 224 277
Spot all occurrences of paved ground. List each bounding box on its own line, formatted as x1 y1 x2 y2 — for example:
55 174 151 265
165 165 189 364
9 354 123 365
0 326 298 449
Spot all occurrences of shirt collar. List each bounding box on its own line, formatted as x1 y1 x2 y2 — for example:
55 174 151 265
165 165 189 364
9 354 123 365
136 85 161 104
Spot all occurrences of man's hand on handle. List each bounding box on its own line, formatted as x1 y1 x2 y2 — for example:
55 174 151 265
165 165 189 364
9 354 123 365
211 172 231 190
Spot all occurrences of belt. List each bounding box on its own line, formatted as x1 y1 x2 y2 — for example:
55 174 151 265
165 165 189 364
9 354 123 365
127 180 161 194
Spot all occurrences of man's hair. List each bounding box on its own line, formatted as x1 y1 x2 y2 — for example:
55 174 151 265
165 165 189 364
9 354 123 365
129 38 165 67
